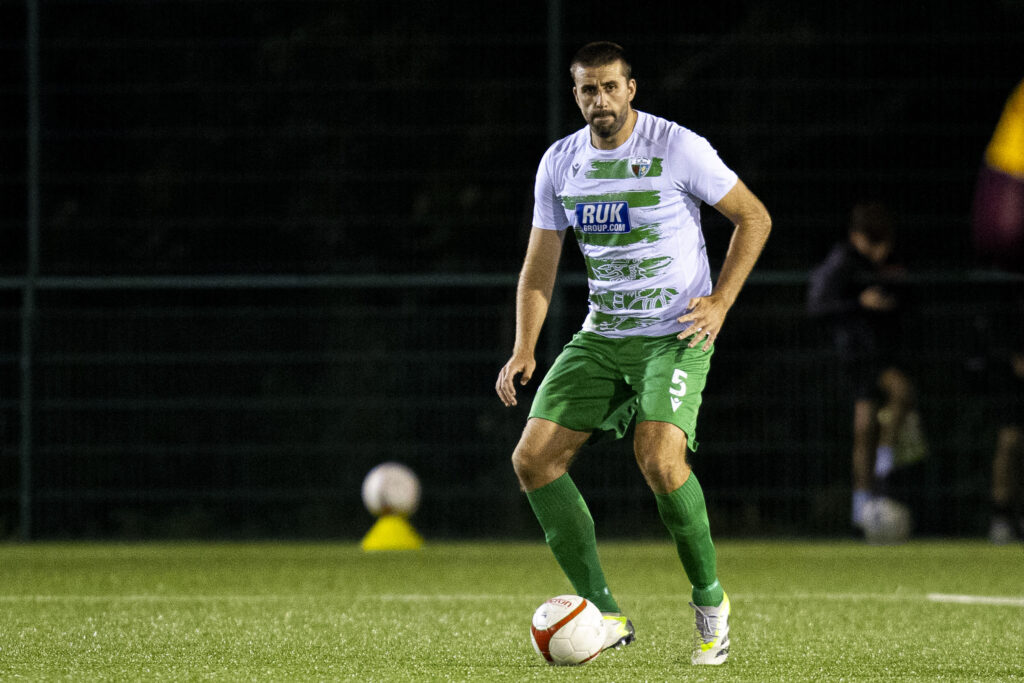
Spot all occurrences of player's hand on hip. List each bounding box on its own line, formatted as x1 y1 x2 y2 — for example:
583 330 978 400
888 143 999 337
676 294 728 351
496 353 536 407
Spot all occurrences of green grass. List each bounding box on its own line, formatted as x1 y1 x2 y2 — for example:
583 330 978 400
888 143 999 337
1 541 1023 681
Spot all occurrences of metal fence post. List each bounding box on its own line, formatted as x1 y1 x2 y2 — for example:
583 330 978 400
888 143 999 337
545 0 565 365
20 0 42 541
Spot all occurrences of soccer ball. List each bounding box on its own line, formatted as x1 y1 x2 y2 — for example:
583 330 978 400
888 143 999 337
530 595 605 666
862 496 912 545
361 462 420 517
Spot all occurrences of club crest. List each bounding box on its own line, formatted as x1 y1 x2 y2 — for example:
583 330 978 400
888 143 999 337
630 156 651 178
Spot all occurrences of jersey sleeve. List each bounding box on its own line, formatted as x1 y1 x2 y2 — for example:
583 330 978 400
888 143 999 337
669 128 738 206
531 147 568 231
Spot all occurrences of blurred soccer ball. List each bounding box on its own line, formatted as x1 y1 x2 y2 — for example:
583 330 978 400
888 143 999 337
530 595 605 666
361 462 420 517
862 496 912 545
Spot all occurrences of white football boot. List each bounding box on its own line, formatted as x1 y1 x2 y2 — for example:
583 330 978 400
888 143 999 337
600 613 635 651
690 592 730 665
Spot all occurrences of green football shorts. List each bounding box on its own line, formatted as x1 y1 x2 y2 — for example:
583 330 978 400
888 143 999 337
529 330 713 449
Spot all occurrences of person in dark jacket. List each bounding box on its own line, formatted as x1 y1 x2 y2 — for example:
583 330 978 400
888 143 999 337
807 202 928 535
986 347 1024 543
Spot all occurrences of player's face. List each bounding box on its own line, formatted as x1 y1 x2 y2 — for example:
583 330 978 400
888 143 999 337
572 61 636 145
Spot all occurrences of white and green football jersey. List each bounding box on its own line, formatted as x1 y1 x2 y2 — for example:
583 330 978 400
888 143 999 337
532 111 738 338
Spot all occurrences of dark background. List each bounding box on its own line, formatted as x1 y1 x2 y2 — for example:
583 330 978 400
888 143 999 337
1 0 1023 539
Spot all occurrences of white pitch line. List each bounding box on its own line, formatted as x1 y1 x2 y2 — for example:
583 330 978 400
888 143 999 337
927 593 1024 607
0 594 319 603
1 592 1022 607
0 593 529 603
716 592 1024 607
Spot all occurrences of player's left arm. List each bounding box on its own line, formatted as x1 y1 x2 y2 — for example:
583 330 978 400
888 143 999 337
677 178 771 350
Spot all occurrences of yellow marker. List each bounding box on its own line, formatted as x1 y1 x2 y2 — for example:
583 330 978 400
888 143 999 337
360 514 424 551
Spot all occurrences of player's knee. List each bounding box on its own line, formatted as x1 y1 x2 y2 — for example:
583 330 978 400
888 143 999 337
511 441 555 490
511 443 536 480
634 449 691 493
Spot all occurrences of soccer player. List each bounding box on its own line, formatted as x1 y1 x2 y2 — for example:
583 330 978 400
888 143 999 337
495 41 770 665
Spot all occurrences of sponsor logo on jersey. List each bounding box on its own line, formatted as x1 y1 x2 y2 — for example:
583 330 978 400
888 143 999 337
631 156 652 178
571 162 581 177
575 201 631 233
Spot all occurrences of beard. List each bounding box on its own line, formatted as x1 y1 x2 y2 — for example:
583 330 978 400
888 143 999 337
588 108 628 139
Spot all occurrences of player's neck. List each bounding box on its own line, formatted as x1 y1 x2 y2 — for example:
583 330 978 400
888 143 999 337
590 109 637 150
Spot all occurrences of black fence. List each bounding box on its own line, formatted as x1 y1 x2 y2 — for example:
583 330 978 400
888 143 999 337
0 273 1020 539
2 1 1023 538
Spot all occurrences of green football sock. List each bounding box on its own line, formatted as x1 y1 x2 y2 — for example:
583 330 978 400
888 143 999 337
655 473 724 607
526 474 619 613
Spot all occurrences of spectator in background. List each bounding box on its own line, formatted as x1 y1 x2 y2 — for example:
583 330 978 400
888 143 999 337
973 79 1024 542
973 78 1024 273
807 202 928 535
987 348 1024 543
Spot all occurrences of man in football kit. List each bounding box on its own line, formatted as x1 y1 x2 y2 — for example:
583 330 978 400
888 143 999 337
495 42 770 665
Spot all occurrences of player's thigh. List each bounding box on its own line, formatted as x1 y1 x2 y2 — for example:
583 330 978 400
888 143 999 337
631 334 713 451
634 419 688 455
529 332 634 436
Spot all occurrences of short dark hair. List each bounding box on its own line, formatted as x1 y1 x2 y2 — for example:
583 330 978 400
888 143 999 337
849 202 894 243
570 41 632 81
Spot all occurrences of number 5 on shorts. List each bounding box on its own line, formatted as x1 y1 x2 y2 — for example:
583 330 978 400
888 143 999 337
670 369 688 397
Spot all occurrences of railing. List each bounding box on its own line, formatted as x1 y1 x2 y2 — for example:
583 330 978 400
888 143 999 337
5 2 1023 539
2 271 1019 539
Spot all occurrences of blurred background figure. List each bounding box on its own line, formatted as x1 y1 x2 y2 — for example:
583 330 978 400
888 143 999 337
807 202 929 536
988 347 1024 543
973 78 1024 273
972 78 1024 543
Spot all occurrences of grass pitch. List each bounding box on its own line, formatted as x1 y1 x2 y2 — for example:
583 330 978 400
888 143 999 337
1 540 1022 681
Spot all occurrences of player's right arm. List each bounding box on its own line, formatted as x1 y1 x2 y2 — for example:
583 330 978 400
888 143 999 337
496 227 566 407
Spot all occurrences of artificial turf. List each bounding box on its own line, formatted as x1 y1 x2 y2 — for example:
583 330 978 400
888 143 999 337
1 541 1022 680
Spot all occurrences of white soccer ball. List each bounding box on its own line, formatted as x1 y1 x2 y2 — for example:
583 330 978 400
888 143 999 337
862 496 912 544
361 462 420 517
530 595 605 666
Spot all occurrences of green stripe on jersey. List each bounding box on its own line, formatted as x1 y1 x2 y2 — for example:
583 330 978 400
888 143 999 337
588 311 663 332
559 190 661 210
586 255 674 282
589 287 679 311
575 222 664 247
584 158 664 179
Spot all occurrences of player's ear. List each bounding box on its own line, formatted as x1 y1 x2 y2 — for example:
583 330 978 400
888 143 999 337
627 78 637 102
